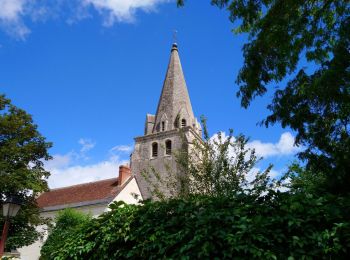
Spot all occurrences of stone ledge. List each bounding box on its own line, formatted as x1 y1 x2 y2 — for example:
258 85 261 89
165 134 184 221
134 126 194 142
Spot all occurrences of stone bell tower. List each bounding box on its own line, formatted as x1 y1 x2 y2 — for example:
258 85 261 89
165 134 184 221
130 43 202 199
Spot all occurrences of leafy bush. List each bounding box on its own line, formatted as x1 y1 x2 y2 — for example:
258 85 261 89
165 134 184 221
43 193 350 259
40 208 91 259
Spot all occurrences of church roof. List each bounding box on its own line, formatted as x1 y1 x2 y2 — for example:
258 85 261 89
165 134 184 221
153 43 195 132
37 177 124 210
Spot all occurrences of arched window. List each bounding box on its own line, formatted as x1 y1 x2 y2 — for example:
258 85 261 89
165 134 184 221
174 118 179 128
165 140 172 155
161 121 165 131
152 142 158 157
181 119 187 127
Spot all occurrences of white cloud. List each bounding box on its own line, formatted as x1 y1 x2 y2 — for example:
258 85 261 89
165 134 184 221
79 138 96 153
247 132 302 158
44 153 72 170
0 0 25 20
210 131 301 159
110 144 133 153
0 0 170 39
45 140 131 188
47 156 128 188
83 0 169 25
0 0 30 39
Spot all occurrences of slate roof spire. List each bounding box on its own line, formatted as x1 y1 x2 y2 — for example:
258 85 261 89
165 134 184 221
153 43 195 133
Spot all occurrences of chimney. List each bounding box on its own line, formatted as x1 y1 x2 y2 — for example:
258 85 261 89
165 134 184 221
118 165 131 186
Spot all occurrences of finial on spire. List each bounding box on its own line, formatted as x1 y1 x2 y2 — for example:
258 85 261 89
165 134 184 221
173 29 178 44
172 29 178 51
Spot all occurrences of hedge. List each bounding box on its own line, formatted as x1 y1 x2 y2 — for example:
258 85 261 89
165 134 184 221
41 192 350 259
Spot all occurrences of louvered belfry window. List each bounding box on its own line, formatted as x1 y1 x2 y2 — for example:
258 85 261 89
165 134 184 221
152 142 158 157
165 140 172 155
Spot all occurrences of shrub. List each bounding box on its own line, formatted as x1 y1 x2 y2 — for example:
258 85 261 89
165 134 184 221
43 193 350 259
40 208 91 259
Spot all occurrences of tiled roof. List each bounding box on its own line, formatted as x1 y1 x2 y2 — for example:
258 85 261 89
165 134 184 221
37 178 121 209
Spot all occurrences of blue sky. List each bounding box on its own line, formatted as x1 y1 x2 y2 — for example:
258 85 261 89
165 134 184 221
0 0 301 188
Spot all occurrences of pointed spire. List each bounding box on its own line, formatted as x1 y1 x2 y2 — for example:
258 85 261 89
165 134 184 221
153 43 195 133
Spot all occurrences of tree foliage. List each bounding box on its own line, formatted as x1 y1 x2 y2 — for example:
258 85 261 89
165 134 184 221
179 117 273 197
0 94 52 250
177 0 350 194
40 209 91 259
41 194 350 259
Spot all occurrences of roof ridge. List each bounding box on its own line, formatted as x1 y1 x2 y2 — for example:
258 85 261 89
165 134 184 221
48 177 118 191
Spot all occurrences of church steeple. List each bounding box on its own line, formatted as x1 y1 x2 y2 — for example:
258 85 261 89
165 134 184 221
132 42 202 199
152 43 196 133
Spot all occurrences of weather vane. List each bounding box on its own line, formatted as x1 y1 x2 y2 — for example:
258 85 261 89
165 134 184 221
173 29 178 43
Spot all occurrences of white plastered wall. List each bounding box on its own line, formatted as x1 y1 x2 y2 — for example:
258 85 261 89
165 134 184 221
108 178 142 207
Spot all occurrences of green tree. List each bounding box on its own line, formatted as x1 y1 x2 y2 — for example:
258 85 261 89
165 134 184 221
40 209 91 260
0 94 52 250
178 117 273 198
177 0 350 194
143 117 273 200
